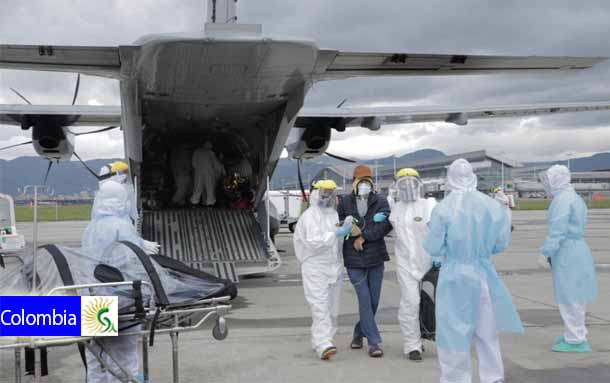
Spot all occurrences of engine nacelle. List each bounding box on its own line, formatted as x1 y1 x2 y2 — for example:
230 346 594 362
32 124 75 161
285 126 331 160
362 116 381 131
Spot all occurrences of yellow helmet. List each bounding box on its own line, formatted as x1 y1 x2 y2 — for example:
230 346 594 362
313 179 337 190
395 168 420 179
110 161 129 173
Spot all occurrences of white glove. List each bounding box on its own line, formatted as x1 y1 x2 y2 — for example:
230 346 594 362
142 240 160 255
537 254 551 270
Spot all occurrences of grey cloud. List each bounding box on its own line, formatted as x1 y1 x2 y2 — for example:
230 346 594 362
2 0 610 162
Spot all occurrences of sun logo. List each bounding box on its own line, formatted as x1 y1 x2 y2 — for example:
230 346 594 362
82 297 118 336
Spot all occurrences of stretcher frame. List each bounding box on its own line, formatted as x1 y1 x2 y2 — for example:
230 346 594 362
0 278 232 383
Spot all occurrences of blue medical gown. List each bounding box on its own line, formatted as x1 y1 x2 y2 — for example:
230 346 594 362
541 187 597 305
424 191 524 351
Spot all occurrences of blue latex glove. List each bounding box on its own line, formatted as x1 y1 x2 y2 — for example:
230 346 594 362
373 212 387 223
336 226 351 238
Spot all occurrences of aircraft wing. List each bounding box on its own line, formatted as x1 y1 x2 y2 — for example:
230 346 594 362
0 45 122 79
295 101 610 129
314 50 607 80
0 104 122 127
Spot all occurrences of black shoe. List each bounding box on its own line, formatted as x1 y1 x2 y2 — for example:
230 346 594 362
408 350 423 362
369 345 384 358
350 336 363 349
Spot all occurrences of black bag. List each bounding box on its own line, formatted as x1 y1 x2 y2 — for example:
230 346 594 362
420 264 440 341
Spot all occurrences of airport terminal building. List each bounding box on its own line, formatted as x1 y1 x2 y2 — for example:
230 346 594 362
314 150 517 196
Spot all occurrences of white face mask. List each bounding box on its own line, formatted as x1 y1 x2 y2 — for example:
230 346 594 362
357 183 372 197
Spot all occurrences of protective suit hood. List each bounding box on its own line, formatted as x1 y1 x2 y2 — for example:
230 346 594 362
91 180 130 219
447 159 477 193
545 165 572 196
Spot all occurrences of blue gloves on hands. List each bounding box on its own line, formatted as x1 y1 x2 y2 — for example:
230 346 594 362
336 225 351 238
373 212 387 223
336 216 355 237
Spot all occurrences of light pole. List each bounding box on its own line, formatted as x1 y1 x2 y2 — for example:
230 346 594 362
498 151 506 189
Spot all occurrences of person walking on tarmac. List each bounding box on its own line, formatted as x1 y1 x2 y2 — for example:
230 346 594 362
539 165 598 353
424 159 523 383
388 168 437 362
293 180 353 360
190 141 225 207
338 165 392 358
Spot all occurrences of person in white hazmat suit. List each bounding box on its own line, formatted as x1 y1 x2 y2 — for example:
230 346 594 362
82 180 160 383
539 165 597 353
389 168 437 362
190 141 225 206
98 161 138 223
293 180 353 360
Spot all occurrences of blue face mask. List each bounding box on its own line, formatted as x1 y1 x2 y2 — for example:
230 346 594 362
357 183 372 197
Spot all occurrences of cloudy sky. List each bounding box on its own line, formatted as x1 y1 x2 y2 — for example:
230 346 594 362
2 0 610 162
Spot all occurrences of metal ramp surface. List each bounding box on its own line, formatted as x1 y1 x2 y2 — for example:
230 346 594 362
141 209 281 282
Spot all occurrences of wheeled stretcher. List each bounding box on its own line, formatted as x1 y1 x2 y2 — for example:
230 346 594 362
0 241 238 383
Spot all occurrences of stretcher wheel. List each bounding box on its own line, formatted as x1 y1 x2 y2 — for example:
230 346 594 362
213 317 228 340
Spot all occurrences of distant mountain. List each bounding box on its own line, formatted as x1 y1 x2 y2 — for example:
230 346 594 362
271 149 446 189
0 150 606 196
0 157 117 196
524 152 610 172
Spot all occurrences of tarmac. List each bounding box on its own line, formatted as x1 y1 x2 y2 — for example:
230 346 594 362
1 209 609 382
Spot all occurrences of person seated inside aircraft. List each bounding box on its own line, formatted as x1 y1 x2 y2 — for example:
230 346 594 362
190 141 225 207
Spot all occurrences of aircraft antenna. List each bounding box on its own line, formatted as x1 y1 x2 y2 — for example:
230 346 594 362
206 0 237 24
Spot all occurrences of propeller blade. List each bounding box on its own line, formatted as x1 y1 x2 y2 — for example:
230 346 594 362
73 126 119 136
9 88 32 105
72 151 104 181
43 161 53 185
71 73 81 105
297 159 309 203
0 140 33 151
324 151 357 163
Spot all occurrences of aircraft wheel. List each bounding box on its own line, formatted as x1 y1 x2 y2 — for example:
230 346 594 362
288 222 296 233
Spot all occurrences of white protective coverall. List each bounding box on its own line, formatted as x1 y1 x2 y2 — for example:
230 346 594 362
389 191 437 355
82 181 159 383
98 164 138 223
190 142 225 206
293 190 343 358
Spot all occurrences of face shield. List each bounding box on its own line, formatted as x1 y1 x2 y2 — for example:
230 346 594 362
396 176 423 202
316 188 337 208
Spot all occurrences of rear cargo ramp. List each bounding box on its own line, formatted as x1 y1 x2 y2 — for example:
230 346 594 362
141 209 281 282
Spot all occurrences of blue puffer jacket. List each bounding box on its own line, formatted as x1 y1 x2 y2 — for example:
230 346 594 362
337 192 392 269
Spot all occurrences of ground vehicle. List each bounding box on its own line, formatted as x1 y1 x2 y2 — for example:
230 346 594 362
0 193 26 257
